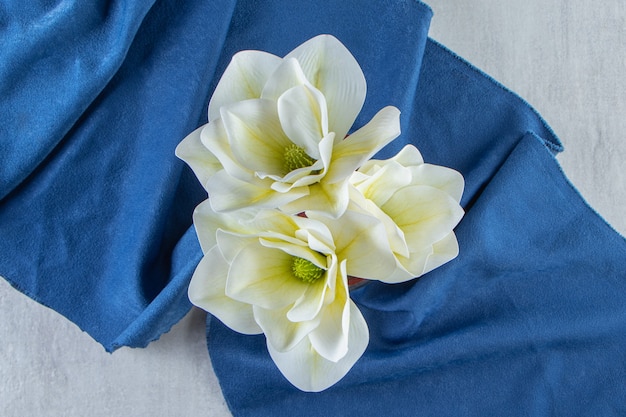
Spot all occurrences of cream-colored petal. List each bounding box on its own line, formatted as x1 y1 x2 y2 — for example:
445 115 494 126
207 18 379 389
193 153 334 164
410 164 465 203
277 84 328 157
287 261 334 322
226 242 309 309
215 229 256 263
382 261 416 284
208 50 282 121
267 299 369 392
347 186 409 258
201 118 251 182
284 180 350 218
381 143 424 167
175 125 222 190
260 57 310 102
259 238 326 268
206 169 307 212
325 106 401 184
193 200 258 253
285 35 366 139
309 209 397 281
220 99 293 177
422 232 460 275
394 249 429 282
308 263 350 361
353 161 412 207
253 305 320 353
381 185 464 252
188 248 262 335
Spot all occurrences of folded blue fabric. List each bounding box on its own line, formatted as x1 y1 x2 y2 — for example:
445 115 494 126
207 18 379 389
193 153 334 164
1 1 625 416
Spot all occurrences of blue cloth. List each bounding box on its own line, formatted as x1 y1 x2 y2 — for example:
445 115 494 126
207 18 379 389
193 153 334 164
1 1 625 416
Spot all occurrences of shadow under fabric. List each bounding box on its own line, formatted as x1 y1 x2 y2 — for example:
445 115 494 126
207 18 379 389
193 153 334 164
1 1 624 416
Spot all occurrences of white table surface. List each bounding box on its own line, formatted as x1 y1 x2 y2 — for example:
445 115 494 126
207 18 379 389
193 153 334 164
2 1 625 415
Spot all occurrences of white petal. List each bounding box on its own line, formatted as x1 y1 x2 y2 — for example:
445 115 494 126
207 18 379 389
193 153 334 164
226 242 309 309
287 263 333 322
285 35 366 139
208 50 282 121
381 143 424 167
309 209 397 281
353 161 412 207
201 118 252 182
325 106 401 184
410 164 465 203
393 249 429 282
284 180 350 218
381 185 464 252
423 232 460 275
206 169 307 212
253 305 320 352
193 200 258 253
215 229 255 263
308 263 350 361
188 248 262 335
267 300 369 392
175 125 222 189
259 238 327 268
277 84 328 156
261 57 310 102
220 99 292 177
347 186 409 258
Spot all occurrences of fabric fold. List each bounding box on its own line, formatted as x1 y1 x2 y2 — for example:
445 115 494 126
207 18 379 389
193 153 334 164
0 0 238 351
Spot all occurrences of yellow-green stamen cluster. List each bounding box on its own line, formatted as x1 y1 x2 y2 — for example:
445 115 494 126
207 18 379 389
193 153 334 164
291 257 325 284
284 144 315 173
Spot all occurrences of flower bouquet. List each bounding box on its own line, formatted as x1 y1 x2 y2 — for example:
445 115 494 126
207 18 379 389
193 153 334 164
176 35 464 391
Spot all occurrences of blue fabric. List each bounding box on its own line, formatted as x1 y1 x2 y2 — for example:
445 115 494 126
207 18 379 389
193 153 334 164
1 1 625 416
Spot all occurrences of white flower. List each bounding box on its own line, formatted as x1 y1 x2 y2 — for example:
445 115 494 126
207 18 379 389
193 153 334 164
349 145 465 283
188 201 398 391
176 35 401 218
177 34 468 393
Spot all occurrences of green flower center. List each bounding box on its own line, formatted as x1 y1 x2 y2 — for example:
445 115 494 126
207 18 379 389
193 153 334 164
291 257 325 284
284 144 315 173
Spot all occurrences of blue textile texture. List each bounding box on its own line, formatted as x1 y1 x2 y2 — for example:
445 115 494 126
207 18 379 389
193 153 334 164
1 1 625 416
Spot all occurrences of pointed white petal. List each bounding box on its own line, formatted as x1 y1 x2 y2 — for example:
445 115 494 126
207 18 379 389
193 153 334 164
347 186 409 258
410 164 465 202
188 248 262 335
310 209 397 281
259 238 327 268
353 161 412 207
208 50 282 121
192 201 259 253
254 304 321 353
226 242 309 309
206 170 307 212
261 57 310 102
383 143 424 166
285 35 366 139
215 229 255 263
277 84 328 156
394 249 429 281
267 300 369 392
287 268 330 322
325 106 401 184
175 125 222 189
381 185 464 252
423 232 460 274
308 265 350 361
200 118 252 182
284 180 350 218
220 99 292 177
